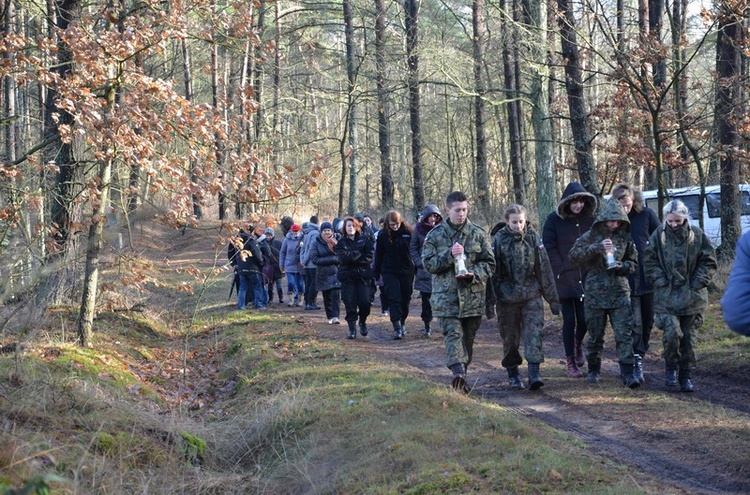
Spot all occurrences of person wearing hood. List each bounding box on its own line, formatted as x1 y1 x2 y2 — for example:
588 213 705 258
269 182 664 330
279 224 305 306
410 204 443 336
644 200 717 392
569 200 640 388
263 227 285 304
611 183 661 384
300 217 321 310
310 222 342 324
542 182 597 378
492 204 561 390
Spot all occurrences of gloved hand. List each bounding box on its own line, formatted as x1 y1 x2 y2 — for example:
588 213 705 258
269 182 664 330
550 303 561 316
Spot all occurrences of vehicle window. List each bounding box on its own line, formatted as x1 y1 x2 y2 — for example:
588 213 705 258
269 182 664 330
707 192 721 218
678 195 701 220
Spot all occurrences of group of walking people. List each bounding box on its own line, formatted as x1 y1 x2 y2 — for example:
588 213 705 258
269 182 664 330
231 181 720 395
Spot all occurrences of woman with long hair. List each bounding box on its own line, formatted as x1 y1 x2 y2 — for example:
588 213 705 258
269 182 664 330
374 210 415 339
335 217 375 339
644 200 717 392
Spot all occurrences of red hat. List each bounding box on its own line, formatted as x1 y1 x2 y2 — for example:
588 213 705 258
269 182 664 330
291 224 301 232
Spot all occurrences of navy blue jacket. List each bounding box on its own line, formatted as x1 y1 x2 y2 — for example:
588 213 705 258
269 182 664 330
626 192 660 296
722 231 750 335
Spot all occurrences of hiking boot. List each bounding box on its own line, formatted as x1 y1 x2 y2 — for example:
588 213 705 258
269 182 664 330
586 370 600 383
423 324 431 337
507 366 525 390
665 364 678 387
347 321 357 339
450 363 470 394
380 310 389 317
574 339 585 368
679 369 694 392
633 354 645 384
620 363 641 389
393 323 403 340
528 363 544 390
359 321 368 336
566 356 583 378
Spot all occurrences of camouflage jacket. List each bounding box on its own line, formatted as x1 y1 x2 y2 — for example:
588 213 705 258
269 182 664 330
422 219 495 318
491 226 559 307
644 222 717 315
569 200 637 309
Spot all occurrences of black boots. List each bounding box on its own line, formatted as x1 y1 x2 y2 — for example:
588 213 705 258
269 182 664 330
359 321 368 336
587 359 601 383
633 354 645 384
678 368 694 392
528 363 544 390
620 363 641 389
347 321 357 339
392 322 405 340
423 323 431 337
450 363 470 394
665 363 678 387
574 339 585 368
507 366 524 390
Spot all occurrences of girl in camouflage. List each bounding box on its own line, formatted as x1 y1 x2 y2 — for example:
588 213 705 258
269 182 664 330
491 204 560 390
644 200 717 392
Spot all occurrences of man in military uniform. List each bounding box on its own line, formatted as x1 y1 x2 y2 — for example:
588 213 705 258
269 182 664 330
422 191 495 393
569 200 640 388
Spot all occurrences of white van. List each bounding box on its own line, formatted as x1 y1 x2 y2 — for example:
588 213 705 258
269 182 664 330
640 184 750 246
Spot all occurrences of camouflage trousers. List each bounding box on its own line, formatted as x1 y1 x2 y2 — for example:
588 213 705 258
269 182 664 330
585 303 635 366
495 298 545 368
656 313 700 370
438 316 482 369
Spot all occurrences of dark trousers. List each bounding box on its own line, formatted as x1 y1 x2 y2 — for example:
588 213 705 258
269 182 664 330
341 280 372 323
304 267 318 305
322 289 341 319
420 291 433 324
383 273 414 325
268 277 284 302
631 292 655 356
561 297 587 357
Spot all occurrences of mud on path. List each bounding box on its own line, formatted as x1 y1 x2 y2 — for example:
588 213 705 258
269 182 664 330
299 300 750 495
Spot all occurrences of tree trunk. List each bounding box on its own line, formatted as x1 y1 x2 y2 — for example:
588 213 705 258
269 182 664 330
181 39 201 219
556 0 599 196
375 0 394 209
405 0 425 210
211 2 224 220
525 0 556 220
715 0 743 259
343 0 358 215
473 0 489 213
271 1 282 172
502 0 525 204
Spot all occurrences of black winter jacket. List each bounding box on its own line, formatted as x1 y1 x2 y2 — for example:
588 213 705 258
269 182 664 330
335 233 375 284
374 225 415 278
542 182 597 299
310 235 342 292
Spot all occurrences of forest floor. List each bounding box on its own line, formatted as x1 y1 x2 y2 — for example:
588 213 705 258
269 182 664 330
9 220 744 494
158 217 750 495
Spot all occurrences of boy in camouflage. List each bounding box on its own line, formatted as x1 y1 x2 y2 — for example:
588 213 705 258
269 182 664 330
569 200 640 388
491 204 560 390
422 191 496 393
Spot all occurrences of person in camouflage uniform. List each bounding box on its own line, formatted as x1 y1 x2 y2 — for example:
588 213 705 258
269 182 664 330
422 191 496 393
644 200 717 392
569 199 641 388
491 204 561 391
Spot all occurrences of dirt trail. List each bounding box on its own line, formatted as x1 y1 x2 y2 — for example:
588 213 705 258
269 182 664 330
302 304 750 495
168 226 750 495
